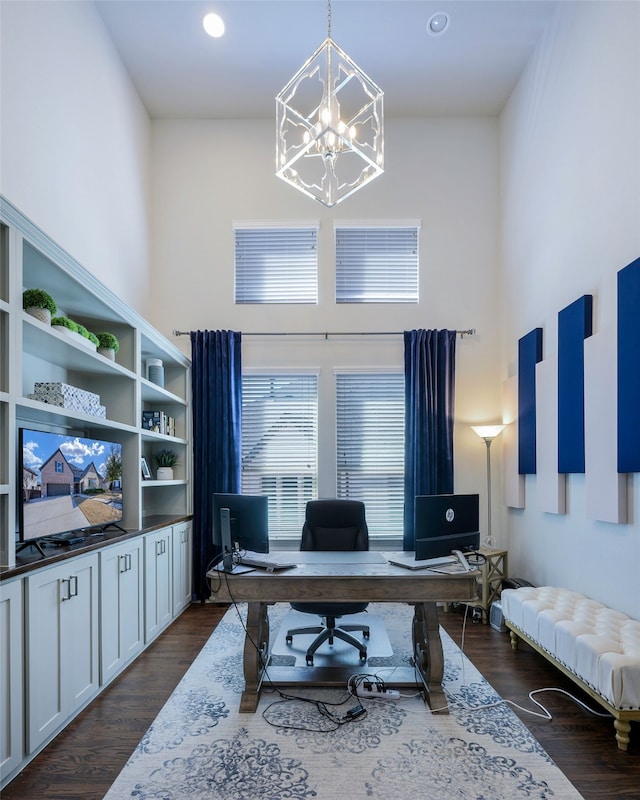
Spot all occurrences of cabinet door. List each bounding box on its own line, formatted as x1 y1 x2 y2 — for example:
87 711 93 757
26 554 99 753
100 539 144 684
144 529 172 643
0 579 23 783
172 521 192 616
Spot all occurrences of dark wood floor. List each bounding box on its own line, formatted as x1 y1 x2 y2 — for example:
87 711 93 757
3 603 639 800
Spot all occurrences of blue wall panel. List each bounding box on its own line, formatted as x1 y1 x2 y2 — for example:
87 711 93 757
558 295 593 473
618 257 640 472
518 327 543 474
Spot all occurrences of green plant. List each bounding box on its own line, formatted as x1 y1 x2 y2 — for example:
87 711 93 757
87 331 100 346
153 448 179 468
51 316 79 332
76 323 91 339
23 288 57 315
96 331 120 352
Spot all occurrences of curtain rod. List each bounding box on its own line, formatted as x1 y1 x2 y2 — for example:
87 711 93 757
173 328 476 339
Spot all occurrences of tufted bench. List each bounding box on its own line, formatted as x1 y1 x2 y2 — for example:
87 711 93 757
501 586 640 751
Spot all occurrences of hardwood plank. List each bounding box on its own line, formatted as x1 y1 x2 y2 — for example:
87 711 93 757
3 603 638 800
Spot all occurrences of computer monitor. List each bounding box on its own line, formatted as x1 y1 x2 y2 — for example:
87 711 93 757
212 493 270 555
413 493 480 561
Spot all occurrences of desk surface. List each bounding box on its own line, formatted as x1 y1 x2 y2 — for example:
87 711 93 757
206 554 478 605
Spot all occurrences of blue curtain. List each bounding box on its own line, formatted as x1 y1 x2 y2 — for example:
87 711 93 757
403 329 457 550
190 330 242 600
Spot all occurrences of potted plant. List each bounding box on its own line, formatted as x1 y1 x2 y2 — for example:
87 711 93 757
153 448 179 481
23 288 57 325
75 323 98 351
96 331 120 361
51 315 79 334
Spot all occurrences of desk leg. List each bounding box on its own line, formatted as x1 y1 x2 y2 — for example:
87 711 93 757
239 601 270 713
412 602 448 714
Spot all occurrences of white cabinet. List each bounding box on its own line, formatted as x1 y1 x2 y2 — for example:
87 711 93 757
25 553 99 753
0 578 23 783
99 538 144 684
144 528 173 643
172 521 193 616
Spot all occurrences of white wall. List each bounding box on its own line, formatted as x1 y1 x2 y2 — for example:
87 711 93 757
151 117 505 528
0 0 151 316
500 1 640 617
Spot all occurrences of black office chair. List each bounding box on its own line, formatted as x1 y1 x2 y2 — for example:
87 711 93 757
285 499 370 665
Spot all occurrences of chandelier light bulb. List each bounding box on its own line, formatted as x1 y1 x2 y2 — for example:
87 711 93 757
203 13 225 38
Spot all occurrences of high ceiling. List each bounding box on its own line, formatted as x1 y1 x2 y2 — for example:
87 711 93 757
94 0 558 119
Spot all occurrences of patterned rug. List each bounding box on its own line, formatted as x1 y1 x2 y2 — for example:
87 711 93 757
103 603 585 800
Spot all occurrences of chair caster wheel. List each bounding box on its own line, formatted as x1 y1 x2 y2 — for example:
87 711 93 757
359 651 367 662
306 655 314 666
363 629 370 640
286 635 293 645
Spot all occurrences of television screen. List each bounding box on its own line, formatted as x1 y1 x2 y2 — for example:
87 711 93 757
19 428 123 541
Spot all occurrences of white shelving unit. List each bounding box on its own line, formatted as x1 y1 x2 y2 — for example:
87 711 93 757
0 196 191 569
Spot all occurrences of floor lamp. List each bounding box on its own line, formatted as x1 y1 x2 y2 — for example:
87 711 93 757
471 425 505 548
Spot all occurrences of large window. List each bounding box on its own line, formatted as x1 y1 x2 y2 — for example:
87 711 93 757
336 372 405 540
241 374 318 539
335 222 420 303
234 222 319 304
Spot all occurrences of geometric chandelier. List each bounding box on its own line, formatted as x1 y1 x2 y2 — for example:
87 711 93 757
275 0 384 207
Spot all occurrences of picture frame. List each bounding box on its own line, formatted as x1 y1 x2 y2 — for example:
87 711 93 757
141 457 152 480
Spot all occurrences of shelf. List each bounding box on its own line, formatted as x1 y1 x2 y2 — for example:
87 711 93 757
23 315 135 378
1 197 192 569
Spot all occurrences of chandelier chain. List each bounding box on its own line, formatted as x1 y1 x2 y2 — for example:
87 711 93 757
327 0 332 39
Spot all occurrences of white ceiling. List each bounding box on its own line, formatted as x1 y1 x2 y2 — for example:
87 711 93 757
94 0 558 120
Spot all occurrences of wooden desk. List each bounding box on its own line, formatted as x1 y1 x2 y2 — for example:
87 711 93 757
206 553 478 713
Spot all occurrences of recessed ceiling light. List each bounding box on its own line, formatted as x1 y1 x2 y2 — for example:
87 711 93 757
427 12 449 36
203 12 225 38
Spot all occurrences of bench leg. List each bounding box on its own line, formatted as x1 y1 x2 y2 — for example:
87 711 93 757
509 630 519 650
614 717 631 751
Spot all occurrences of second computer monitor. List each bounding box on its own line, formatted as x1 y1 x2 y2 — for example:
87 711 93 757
212 493 270 554
414 493 480 561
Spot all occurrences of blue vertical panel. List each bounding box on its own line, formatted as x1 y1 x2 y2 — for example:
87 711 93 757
618 257 640 472
518 328 543 474
558 295 593 473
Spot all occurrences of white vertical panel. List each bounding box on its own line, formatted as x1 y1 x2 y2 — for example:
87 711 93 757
585 330 628 523
502 375 524 508
535 357 566 514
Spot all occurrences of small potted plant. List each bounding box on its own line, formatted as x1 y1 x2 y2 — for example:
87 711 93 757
23 288 57 325
96 331 120 361
75 323 98 351
154 448 179 481
51 315 79 334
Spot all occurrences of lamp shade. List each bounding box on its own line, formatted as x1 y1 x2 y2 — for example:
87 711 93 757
471 425 505 440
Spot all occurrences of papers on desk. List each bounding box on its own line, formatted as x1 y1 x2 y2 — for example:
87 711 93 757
384 552 458 571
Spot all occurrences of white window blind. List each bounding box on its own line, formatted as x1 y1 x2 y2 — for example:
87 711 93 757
234 225 318 304
241 374 318 539
335 224 419 303
336 372 405 539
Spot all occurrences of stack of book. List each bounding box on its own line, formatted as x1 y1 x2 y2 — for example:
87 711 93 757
142 410 176 436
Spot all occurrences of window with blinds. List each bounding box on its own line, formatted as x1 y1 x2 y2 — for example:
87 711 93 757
335 224 420 303
336 372 405 539
241 374 318 539
234 224 318 304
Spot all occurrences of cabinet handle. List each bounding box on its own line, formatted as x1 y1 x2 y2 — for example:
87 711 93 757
69 575 78 598
119 554 127 573
60 578 71 602
126 553 132 571
157 539 166 557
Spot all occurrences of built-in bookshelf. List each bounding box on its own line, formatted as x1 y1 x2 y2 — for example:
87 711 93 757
0 196 191 568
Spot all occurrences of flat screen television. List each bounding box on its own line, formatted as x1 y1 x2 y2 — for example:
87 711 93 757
19 427 124 548
414 493 480 561
212 493 270 555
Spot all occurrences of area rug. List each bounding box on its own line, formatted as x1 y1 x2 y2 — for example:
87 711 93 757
103 603 585 800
